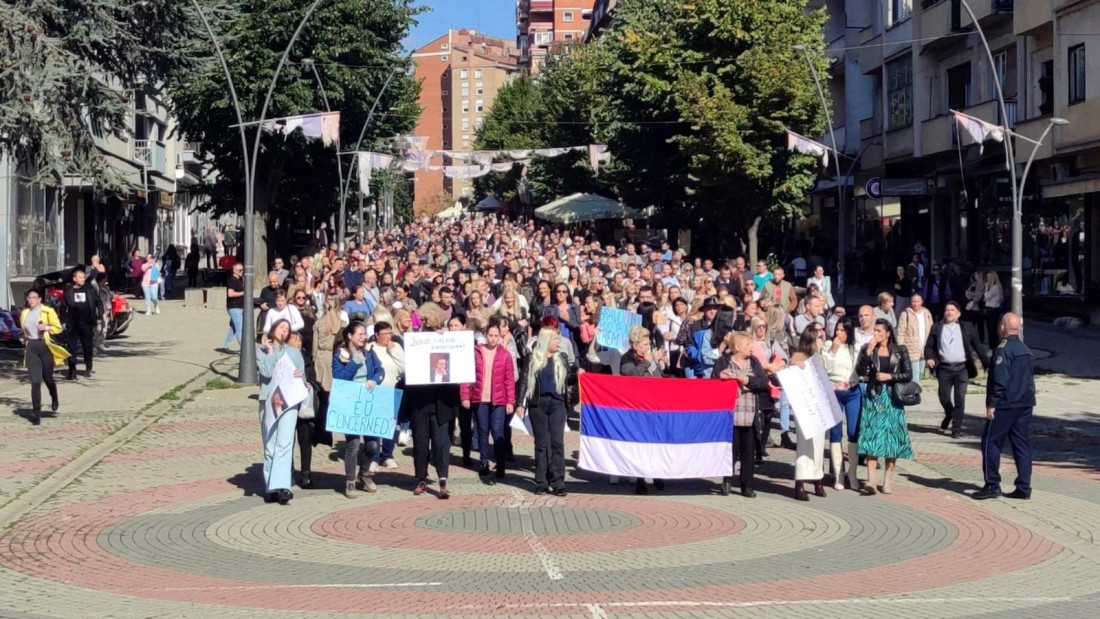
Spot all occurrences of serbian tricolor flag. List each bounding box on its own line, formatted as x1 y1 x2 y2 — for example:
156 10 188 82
578 374 738 479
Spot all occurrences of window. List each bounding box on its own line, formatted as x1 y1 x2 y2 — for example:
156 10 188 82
460 69 468 78
443 141 450 148
441 55 448 62
475 69 482 78
461 86 469 96
462 119 470 131
947 62 971 111
476 87 484 95
535 31 553 46
990 50 1007 101
476 117 484 129
443 123 449 130
889 0 912 26
12 177 60 277
476 99 484 112
563 33 575 41
441 43 449 51
462 101 469 113
1039 59 1054 116
887 54 913 129
563 11 574 22
442 89 449 95
1069 44 1086 104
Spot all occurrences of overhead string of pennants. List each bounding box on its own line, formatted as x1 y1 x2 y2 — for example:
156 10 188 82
258 112 342 146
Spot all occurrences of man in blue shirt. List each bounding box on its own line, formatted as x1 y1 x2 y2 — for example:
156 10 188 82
974 312 1036 500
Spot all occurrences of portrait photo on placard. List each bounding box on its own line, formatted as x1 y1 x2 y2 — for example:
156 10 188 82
428 353 451 384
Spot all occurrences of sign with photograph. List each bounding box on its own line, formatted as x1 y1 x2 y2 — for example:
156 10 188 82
404 331 476 385
262 356 310 438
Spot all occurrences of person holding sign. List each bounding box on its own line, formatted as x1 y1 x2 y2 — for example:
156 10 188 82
516 327 572 496
257 319 307 505
822 317 863 491
405 303 459 499
461 321 516 482
855 319 915 495
789 327 830 501
332 322 385 498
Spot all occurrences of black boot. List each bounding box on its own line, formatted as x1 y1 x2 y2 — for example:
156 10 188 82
634 479 648 495
795 481 809 501
31 408 41 426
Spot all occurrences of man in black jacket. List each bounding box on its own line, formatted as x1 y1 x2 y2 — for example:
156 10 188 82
63 266 103 379
924 302 987 438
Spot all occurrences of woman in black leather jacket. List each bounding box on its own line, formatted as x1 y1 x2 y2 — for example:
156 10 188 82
855 319 915 495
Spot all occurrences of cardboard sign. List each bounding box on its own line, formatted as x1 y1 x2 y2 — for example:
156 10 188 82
325 379 403 439
596 307 642 352
404 331 475 385
262 355 309 438
776 355 845 440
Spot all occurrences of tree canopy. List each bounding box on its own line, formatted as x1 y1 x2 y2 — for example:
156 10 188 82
0 0 210 186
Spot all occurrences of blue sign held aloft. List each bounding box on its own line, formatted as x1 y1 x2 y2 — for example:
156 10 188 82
596 307 642 352
325 379 403 439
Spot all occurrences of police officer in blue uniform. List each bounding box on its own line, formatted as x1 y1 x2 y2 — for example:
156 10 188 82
974 312 1035 500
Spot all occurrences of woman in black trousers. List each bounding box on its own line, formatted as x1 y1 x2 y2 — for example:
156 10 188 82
517 326 571 496
711 331 772 497
407 303 456 499
19 289 65 425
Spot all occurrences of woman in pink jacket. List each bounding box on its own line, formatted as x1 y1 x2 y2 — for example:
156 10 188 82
461 319 516 483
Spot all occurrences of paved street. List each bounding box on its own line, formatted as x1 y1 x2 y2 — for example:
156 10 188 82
1 301 1099 618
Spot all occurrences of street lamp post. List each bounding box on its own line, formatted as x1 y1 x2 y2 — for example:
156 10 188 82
794 44 847 306
190 0 326 383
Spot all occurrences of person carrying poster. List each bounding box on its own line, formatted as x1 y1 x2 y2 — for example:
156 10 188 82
332 322 385 498
404 303 461 499
257 319 309 505
460 319 516 483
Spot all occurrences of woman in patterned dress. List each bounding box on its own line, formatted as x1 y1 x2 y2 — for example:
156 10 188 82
855 319 915 495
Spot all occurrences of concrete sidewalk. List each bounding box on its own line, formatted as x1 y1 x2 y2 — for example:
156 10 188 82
0 298 235 508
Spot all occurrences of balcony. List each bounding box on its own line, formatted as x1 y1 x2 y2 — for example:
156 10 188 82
1014 115 1055 162
134 139 167 175
530 0 552 12
1015 0 1049 34
957 0 1013 31
919 0 954 52
858 29 882 74
885 125 914 160
921 113 955 156
1057 98 1100 152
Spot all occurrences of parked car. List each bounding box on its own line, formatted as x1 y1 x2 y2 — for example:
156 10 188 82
0 309 20 347
32 268 133 339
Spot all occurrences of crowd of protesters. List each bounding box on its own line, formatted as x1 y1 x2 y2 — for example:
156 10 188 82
217 214 1029 505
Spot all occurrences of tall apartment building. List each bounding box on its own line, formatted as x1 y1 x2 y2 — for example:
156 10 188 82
812 0 1100 316
517 0 595 73
411 29 520 214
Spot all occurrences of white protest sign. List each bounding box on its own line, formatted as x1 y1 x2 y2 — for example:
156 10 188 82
262 355 309 438
776 355 845 440
404 331 476 385
509 411 533 436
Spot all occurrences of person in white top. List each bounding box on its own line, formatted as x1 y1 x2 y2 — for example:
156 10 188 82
367 321 405 470
982 271 1005 346
262 290 305 334
854 305 876 350
897 293 933 384
806 265 835 309
822 317 862 491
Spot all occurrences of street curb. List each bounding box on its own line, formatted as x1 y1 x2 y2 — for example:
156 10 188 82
0 359 234 531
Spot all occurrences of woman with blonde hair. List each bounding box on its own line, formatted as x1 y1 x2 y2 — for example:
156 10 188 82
711 330 772 497
391 307 413 344
312 295 345 413
516 327 572 496
982 271 1005 346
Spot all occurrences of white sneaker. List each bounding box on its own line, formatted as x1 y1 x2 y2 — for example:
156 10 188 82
368 460 380 474
383 458 398 469
397 431 409 447
154 307 160 315
144 311 152 316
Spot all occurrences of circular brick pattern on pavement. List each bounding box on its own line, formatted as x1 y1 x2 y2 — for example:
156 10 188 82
416 505 641 535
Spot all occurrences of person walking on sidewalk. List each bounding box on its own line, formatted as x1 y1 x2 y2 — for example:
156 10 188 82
222 263 246 353
367 321 405 472
924 302 987 438
789 327 829 501
711 331 772 498
855 319 915 495
462 320 517 484
140 254 161 316
822 317 862 490
20 289 68 425
257 319 306 505
332 322 385 498
896 292 933 384
406 303 457 499
517 326 572 496
973 313 1035 501
63 266 103 380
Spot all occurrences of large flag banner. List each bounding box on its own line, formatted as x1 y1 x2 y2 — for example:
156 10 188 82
578 374 738 479
776 355 845 440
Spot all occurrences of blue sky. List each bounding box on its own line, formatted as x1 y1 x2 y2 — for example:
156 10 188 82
404 0 517 51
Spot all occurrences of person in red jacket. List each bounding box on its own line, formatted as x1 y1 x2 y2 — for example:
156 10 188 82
461 319 516 483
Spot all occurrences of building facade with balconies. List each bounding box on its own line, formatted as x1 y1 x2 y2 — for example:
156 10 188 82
517 0 594 73
411 30 520 214
816 0 1100 315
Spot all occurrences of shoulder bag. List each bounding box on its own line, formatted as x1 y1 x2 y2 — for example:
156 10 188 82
877 352 921 406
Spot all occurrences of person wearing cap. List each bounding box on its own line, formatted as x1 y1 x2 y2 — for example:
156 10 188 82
682 296 723 379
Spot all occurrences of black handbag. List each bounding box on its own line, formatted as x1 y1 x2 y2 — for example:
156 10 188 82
877 353 921 406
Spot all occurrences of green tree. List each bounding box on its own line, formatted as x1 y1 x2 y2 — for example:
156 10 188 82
599 0 828 262
0 0 211 186
169 0 420 271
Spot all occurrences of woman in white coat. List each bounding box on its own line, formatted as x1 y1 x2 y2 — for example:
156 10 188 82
807 265 835 309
